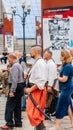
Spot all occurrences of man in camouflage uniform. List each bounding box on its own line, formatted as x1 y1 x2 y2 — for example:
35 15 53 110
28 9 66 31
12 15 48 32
2 69 9 97
0 64 11 97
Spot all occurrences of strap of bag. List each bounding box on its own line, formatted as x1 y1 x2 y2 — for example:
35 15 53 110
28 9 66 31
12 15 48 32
28 58 42 76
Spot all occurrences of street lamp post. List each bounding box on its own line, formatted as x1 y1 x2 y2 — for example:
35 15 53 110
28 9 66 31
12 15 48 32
11 2 31 62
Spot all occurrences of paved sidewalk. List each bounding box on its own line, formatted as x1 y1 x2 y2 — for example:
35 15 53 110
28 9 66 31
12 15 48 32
0 95 34 130
0 95 73 130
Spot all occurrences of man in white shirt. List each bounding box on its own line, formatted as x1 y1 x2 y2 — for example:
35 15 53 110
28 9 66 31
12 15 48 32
25 45 48 130
70 48 73 65
70 48 73 99
43 49 57 116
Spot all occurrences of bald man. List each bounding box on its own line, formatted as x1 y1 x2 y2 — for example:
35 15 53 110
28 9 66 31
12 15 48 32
25 45 48 130
43 49 58 116
70 48 73 65
1 53 25 129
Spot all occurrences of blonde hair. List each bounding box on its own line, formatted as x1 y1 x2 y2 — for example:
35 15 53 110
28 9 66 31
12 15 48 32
61 49 72 64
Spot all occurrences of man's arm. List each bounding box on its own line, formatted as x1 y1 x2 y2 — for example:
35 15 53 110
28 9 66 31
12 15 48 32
25 84 38 94
9 66 19 97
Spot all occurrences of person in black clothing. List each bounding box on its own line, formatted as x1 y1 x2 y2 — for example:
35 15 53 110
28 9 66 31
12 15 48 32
1 49 8 64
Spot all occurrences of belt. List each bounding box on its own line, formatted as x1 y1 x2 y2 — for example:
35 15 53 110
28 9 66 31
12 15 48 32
9 82 24 85
17 82 24 85
26 82 34 88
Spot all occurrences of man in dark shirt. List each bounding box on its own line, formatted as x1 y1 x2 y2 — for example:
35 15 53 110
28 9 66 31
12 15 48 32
1 53 25 129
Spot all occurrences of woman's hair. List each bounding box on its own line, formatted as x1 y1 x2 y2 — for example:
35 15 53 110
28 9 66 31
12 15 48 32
61 49 72 64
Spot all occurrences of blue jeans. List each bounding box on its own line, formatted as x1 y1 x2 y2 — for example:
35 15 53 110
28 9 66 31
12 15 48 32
21 95 26 109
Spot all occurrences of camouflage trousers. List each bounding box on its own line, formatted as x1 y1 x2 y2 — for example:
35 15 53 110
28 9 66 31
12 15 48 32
2 79 9 96
0 80 9 97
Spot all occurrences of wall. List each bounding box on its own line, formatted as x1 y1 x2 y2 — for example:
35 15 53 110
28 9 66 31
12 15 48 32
0 35 3 53
14 38 36 54
0 0 2 20
41 0 73 9
0 35 36 54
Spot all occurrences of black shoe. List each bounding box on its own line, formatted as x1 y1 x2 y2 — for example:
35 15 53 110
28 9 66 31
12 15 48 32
14 124 22 127
35 122 46 130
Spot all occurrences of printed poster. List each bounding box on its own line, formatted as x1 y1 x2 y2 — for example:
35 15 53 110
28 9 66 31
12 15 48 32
43 8 73 64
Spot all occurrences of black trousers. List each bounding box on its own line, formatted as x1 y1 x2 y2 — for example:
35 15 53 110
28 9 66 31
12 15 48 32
5 83 24 126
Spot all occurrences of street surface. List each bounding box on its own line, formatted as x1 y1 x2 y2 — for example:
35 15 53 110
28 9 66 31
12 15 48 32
0 63 73 130
0 92 73 130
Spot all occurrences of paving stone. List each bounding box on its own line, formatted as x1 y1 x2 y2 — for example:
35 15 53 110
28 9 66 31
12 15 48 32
0 95 73 130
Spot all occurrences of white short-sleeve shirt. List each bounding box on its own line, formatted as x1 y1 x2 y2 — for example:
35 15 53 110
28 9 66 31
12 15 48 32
47 59 57 87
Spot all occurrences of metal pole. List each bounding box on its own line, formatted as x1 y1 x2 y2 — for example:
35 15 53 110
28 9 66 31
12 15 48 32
23 8 26 62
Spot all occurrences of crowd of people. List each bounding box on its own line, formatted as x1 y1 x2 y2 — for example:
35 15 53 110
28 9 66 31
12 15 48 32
0 46 73 130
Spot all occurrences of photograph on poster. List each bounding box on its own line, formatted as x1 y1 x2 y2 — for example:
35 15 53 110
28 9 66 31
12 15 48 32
48 17 70 50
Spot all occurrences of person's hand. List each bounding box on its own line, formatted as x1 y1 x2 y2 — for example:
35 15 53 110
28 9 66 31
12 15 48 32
57 74 60 80
2 69 7 72
24 88 31 94
24 74 29 79
9 92 15 97
47 87 52 92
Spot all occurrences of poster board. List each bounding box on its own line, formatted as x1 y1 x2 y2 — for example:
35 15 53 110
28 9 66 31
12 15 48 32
3 13 14 52
5 33 14 52
43 7 73 64
35 16 42 45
